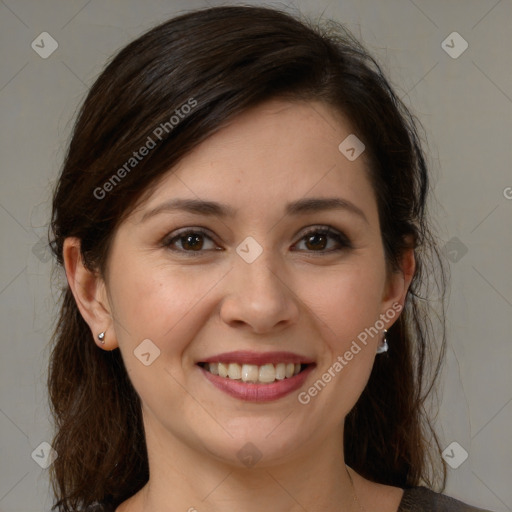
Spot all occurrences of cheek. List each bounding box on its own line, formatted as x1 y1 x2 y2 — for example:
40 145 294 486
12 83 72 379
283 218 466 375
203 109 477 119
107 262 212 411
300 268 382 414
108 256 224 353
295 257 385 412
297 258 386 348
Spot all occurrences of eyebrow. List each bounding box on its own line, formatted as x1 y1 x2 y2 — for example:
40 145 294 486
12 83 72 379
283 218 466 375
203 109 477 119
141 197 369 224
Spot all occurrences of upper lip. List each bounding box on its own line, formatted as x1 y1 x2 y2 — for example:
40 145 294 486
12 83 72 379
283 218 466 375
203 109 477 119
199 350 315 366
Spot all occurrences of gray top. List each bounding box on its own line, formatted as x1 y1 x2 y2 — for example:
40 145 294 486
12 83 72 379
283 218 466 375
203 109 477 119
397 486 494 512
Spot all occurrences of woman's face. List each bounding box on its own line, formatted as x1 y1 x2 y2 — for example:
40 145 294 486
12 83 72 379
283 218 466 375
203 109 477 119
97 99 411 467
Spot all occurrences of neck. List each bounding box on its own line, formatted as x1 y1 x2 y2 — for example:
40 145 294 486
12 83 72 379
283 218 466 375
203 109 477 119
132 415 360 512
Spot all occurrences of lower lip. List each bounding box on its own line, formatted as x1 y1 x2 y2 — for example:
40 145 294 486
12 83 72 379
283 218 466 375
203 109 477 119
199 364 315 402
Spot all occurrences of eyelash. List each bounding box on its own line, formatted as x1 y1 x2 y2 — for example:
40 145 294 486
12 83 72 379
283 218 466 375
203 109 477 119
162 225 353 257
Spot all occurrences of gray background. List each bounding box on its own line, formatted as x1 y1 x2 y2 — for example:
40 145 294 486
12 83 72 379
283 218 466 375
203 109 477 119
0 0 511 511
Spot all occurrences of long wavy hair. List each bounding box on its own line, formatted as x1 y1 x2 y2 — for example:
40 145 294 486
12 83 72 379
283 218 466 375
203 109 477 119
48 5 448 511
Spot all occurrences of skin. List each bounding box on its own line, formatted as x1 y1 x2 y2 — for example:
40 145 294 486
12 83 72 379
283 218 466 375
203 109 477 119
64 99 415 512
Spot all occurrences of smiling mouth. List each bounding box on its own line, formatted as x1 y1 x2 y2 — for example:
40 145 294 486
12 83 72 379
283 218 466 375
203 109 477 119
197 362 311 384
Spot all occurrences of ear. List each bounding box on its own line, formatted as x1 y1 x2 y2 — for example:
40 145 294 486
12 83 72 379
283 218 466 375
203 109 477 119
381 239 416 323
63 237 118 351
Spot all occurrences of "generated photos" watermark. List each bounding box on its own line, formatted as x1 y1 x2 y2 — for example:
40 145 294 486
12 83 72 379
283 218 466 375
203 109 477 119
93 97 198 200
298 302 402 404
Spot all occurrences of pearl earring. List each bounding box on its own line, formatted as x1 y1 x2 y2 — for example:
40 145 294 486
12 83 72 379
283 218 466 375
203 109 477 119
97 332 105 345
376 329 388 354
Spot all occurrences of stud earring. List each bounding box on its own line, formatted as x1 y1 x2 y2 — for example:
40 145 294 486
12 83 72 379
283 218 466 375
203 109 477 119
376 329 388 354
97 332 105 345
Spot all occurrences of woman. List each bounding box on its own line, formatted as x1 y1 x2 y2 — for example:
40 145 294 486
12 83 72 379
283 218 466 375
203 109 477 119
47 5 494 512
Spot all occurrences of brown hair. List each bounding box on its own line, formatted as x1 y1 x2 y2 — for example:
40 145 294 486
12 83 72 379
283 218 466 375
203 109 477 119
48 5 448 511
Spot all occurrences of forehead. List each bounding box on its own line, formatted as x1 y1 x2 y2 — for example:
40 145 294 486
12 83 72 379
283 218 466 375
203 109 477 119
132 99 378 226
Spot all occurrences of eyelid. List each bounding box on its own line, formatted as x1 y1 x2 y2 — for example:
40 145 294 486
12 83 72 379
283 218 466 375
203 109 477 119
161 226 220 253
293 225 352 251
165 226 216 240
162 224 352 254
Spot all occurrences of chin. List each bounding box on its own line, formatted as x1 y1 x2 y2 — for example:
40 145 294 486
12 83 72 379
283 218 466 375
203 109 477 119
199 418 311 468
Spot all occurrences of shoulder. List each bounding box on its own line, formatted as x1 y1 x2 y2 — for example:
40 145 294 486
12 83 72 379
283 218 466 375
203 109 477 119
398 486 495 512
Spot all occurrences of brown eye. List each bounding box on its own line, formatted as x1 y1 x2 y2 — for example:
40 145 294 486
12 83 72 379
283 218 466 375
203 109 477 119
304 232 328 251
164 229 218 254
294 226 352 253
180 232 204 251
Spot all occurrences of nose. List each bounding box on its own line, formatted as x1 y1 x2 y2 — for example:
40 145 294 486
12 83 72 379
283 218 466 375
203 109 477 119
219 249 300 334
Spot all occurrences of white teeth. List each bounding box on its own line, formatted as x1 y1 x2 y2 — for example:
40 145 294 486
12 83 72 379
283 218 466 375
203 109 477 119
259 363 276 383
275 363 286 380
228 363 241 379
241 364 259 382
204 362 304 384
218 362 228 378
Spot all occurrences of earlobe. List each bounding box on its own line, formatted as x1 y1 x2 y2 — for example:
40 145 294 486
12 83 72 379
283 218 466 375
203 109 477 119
62 237 118 350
